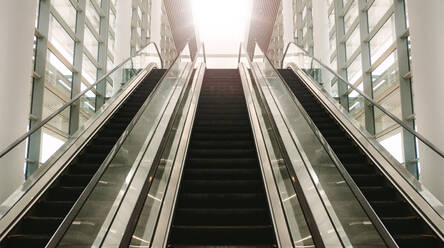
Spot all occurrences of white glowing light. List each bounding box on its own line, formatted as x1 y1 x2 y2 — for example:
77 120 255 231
192 0 252 68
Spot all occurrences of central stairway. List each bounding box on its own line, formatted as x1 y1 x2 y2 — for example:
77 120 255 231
168 69 277 247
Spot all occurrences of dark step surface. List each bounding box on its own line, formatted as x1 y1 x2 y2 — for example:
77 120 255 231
278 69 444 248
168 69 276 247
1 69 166 248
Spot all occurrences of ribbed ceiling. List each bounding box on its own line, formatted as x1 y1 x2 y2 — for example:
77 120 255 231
247 0 281 56
163 0 197 55
163 0 280 58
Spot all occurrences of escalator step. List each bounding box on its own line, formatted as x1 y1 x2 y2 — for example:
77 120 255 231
170 225 275 245
173 208 270 225
177 193 266 209
183 168 260 180
181 180 263 193
187 158 258 169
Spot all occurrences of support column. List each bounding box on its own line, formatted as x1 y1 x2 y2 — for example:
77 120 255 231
0 0 38 202
96 0 111 109
333 0 348 109
406 0 444 202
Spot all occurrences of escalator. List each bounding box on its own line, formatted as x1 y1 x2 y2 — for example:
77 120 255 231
1 69 166 247
278 68 443 248
167 69 277 247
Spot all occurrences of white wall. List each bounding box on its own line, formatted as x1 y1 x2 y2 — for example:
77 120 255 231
0 1 38 203
150 0 162 47
312 0 332 93
312 0 330 65
114 0 132 92
406 0 444 202
282 0 294 46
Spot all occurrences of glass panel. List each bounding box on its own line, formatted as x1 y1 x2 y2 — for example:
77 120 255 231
45 51 72 100
40 127 68 163
51 0 77 31
42 88 70 135
344 0 358 34
372 50 399 101
48 14 75 64
377 127 404 163
369 15 396 64
367 0 392 32
345 27 360 61
347 54 362 84
86 0 100 33
375 88 402 134
84 27 99 61
82 54 97 85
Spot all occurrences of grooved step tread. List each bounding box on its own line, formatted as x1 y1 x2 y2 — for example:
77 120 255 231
168 69 275 246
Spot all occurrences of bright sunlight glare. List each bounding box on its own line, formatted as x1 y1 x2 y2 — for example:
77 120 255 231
192 0 252 68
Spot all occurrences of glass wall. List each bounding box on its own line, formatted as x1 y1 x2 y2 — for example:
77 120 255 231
289 0 416 168
28 0 153 171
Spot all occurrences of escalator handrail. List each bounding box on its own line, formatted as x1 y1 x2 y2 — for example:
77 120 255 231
253 43 399 247
0 41 163 159
281 41 444 160
45 41 193 248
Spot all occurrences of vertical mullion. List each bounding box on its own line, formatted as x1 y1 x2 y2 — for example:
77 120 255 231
393 0 417 177
96 0 111 109
27 0 51 177
357 0 376 135
334 0 349 109
69 0 87 134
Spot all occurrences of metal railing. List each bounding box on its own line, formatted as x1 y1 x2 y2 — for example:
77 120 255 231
0 41 163 159
281 41 444 160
